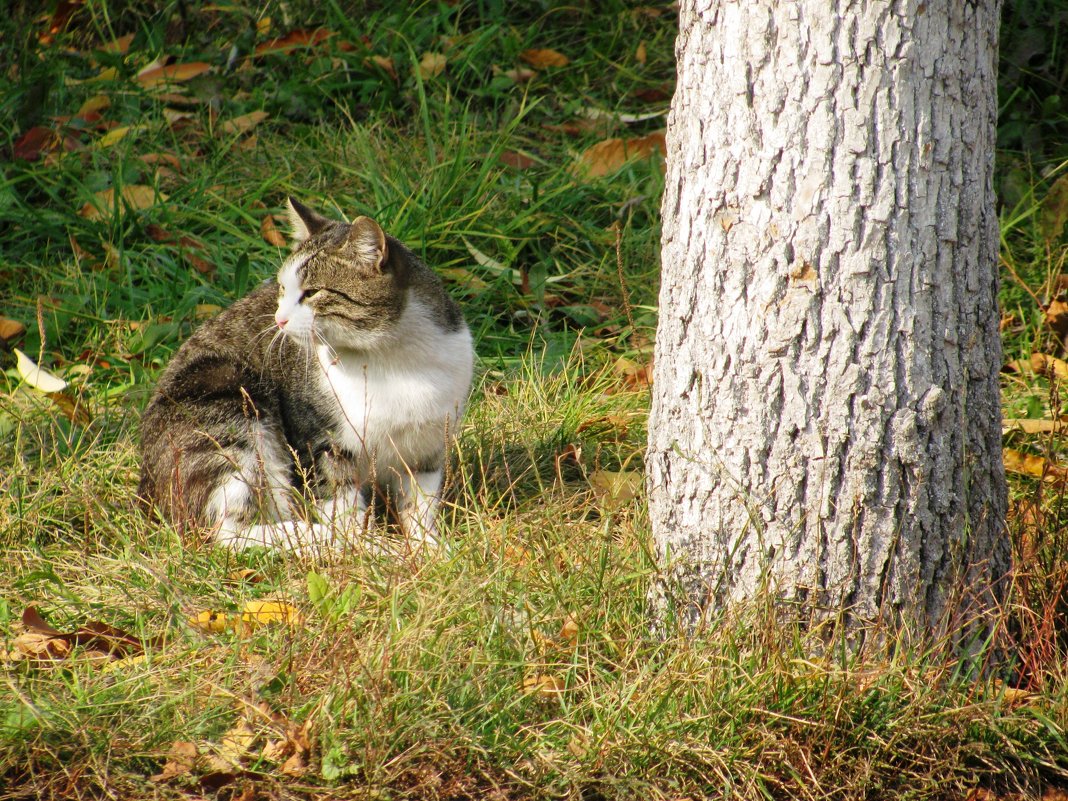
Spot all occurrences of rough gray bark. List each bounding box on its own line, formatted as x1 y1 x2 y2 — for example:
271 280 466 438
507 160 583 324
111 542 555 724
647 0 1010 644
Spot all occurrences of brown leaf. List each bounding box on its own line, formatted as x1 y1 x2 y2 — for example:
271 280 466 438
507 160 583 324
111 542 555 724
418 52 447 79
219 111 268 136
1003 448 1068 481
145 224 213 275
1031 353 1068 382
543 119 601 137
48 391 91 426
254 28 333 56
573 130 666 179
139 152 182 171
13 127 59 161
499 65 536 83
1045 299 1068 343
80 186 167 220
104 33 135 55
150 741 198 782
0 317 26 342
519 48 569 68
499 150 537 170
558 615 579 645
137 61 212 88
6 630 71 662
635 41 647 65
261 214 286 247
1003 419 1066 435
612 355 653 390
367 55 397 79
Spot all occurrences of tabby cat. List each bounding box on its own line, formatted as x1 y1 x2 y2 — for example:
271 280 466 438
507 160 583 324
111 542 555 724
138 198 474 551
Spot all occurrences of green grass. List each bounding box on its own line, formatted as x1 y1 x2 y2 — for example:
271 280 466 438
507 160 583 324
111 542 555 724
2 1 1068 799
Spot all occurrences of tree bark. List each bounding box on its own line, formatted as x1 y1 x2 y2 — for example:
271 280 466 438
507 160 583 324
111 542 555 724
647 0 1009 645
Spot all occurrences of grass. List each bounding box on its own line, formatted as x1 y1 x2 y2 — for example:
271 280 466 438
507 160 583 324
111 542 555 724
1 1 1068 799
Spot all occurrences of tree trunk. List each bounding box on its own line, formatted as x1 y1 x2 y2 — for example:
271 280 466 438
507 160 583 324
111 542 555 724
647 0 1009 645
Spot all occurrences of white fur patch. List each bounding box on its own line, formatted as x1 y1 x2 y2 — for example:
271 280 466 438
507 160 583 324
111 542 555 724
274 253 313 337
315 298 474 472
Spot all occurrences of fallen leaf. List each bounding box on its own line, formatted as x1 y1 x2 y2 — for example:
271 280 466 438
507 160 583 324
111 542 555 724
256 16 272 36
500 65 536 83
217 718 258 766
4 630 71 662
0 318 26 342
519 48 569 68
162 107 196 125
14 349 68 393
139 152 182 171
219 111 268 136
48 391 91 426
1003 448 1068 481
589 470 642 509
499 150 537 170
1045 299 1068 343
13 127 59 161
150 741 198 782
241 600 301 628
76 94 111 118
97 125 136 148
558 615 579 645
612 355 653 390
137 61 212 87
418 52 447 79
145 224 214 275
521 673 566 695
1041 173 1068 241
104 33 135 54
254 28 333 56
367 55 397 79
189 610 230 634
1003 419 1066 435
573 130 666 179
80 186 167 220
195 304 223 320
1031 353 1068 382
635 41 647 65
261 214 286 247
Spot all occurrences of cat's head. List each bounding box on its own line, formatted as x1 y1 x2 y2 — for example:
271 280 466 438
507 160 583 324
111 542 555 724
273 197 410 351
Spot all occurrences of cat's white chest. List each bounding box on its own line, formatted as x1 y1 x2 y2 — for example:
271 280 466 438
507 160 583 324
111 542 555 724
314 325 473 465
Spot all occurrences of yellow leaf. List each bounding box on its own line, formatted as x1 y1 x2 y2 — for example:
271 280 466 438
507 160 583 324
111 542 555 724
521 673 566 695
573 130 666 179
137 61 212 88
48 391 91 426
189 610 230 634
519 48 569 68
79 186 167 220
14 349 68 393
1003 448 1067 481
256 15 272 36
558 615 579 645
217 718 258 765
241 600 301 628
77 94 111 117
635 41 647 65
97 125 135 148
219 111 269 136
418 52 447 79
589 470 642 509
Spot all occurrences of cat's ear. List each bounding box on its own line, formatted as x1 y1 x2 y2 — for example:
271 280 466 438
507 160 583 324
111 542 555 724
344 216 388 271
285 197 331 247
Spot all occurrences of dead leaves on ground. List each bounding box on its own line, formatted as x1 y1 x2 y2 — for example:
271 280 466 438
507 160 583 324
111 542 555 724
2 606 157 665
573 130 666 179
152 702 312 784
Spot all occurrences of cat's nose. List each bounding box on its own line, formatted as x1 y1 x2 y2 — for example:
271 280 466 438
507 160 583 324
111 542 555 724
275 313 287 329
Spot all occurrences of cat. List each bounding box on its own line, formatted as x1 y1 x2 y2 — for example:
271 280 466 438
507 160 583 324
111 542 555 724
138 197 475 551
